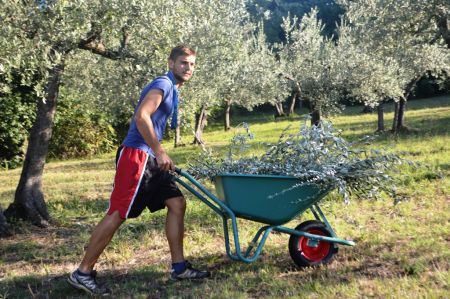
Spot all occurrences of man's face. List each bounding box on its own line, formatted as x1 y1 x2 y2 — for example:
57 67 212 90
169 54 196 84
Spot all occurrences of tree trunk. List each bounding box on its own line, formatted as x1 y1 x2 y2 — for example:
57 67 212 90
310 107 321 126
193 105 208 145
437 15 450 48
174 126 181 147
174 107 181 147
396 97 406 129
5 62 64 227
392 100 399 131
274 102 285 117
392 76 421 132
376 103 385 132
284 75 301 116
0 205 12 238
288 92 297 116
224 100 231 131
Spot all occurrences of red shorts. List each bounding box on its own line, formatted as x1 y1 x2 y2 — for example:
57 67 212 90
107 146 183 219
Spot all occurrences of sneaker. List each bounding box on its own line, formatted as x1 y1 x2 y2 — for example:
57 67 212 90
170 261 211 281
68 269 110 296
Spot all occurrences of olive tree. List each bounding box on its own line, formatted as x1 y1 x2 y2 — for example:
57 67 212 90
179 0 253 140
185 20 288 133
237 26 290 119
278 9 343 125
334 23 405 131
0 0 253 233
213 24 290 131
338 0 450 132
0 0 188 230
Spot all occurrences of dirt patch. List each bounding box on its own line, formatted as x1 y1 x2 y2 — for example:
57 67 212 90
351 259 404 278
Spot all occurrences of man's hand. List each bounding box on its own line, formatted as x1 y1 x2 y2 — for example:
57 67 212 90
155 150 174 171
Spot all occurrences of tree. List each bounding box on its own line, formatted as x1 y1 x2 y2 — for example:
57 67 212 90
241 25 290 119
338 0 450 132
175 0 254 141
211 23 289 131
0 0 253 232
182 21 267 133
247 0 345 43
0 0 165 228
333 21 405 131
278 9 344 124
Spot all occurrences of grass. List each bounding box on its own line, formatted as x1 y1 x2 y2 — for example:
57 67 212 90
0 95 449 298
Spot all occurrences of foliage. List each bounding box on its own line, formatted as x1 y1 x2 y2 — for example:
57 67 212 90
188 119 408 203
0 0 258 166
48 96 116 159
336 0 450 107
276 1 449 119
0 93 35 169
247 0 344 43
181 19 289 131
176 0 256 127
217 23 289 111
0 0 256 138
278 9 344 117
236 24 291 110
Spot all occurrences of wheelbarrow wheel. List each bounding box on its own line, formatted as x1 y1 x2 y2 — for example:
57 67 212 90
288 220 337 268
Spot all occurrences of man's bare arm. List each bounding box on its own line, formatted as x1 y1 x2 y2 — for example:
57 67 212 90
134 89 173 171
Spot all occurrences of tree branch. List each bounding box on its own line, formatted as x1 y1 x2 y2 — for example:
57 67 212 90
281 73 301 93
120 26 131 50
437 16 450 48
78 22 137 60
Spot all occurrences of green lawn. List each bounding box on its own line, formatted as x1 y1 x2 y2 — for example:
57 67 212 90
0 95 449 298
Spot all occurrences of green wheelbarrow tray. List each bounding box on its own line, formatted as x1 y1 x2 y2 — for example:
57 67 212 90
174 168 355 266
214 173 330 225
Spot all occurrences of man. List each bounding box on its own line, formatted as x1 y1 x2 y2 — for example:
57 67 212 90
68 45 210 296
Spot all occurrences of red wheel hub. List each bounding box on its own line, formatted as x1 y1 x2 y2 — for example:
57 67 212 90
298 229 331 262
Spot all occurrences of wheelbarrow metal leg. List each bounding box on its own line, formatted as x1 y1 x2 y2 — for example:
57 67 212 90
310 204 337 238
273 226 355 246
244 226 273 258
222 216 272 263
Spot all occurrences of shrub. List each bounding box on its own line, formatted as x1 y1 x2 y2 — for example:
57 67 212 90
49 98 117 159
0 93 35 169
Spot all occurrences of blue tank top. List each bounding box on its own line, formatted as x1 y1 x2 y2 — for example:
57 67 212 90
122 71 177 156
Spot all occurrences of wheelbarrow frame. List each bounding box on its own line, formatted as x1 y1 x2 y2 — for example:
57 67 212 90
174 168 355 264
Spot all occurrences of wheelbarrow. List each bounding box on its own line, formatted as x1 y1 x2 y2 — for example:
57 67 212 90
174 168 355 268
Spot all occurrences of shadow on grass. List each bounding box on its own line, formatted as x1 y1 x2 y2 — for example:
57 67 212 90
1 257 235 299
323 113 450 142
4 240 446 299
3 217 449 299
0 267 165 299
1 199 224 264
0 221 100 267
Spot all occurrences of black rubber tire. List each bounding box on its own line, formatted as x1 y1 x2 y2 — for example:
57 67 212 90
288 220 338 268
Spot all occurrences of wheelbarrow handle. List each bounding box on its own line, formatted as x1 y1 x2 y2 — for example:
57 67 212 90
174 167 182 175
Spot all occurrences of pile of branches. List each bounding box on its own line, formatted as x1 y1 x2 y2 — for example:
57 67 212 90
188 119 409 203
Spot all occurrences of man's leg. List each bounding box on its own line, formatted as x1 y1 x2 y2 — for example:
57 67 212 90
68 211 124 295
165 196 186 263
165 196 210 280
79 210 125 272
